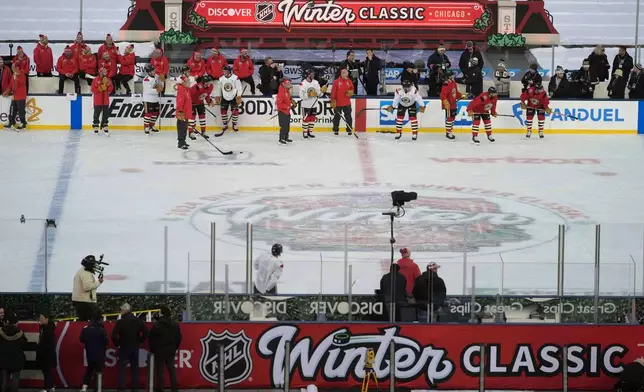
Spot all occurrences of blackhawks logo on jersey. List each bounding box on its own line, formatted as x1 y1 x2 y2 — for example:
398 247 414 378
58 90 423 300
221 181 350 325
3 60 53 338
401 96 412 105
223 82 234 92
484 103 493 111
307 87 317 97
529 98 540 106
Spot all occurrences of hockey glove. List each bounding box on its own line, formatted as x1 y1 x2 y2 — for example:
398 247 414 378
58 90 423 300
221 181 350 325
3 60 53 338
467 110 473 117
236 96 242 105
214 96 221 105
320 86 328 94
419 106 426 113
331 100 337 109
545 107 553 115
491 112 498 118
520 102 527 110
442 100 450 110
386 105 394 112
345 89 354 97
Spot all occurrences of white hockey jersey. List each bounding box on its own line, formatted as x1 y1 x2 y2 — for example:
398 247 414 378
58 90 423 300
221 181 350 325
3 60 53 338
216 74 243 101
393 87 424 108
299 79 322 109
253 252 283 293
142 75 162 103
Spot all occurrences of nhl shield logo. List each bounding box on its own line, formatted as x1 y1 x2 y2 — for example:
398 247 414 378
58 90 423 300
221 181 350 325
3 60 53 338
254 1 276 23
199 330 253 387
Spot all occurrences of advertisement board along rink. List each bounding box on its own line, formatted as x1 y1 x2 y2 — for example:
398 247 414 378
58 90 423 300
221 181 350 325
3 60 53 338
2 98 644 294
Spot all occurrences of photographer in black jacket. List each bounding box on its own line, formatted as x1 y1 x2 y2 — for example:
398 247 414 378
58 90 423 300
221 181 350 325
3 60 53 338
149 306 182 392
112 303 148 392
36 312 57 392
80 310 108 392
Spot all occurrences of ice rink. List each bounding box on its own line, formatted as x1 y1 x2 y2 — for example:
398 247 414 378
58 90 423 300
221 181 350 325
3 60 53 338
2 129 644 296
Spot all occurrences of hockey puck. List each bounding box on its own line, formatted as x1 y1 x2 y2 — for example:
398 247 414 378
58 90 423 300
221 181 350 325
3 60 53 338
332 332 351 346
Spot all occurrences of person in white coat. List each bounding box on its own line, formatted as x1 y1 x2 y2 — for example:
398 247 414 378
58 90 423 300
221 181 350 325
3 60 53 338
254 243 283 294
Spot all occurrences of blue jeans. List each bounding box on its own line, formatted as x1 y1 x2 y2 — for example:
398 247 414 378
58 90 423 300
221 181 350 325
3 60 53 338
117 348 139 391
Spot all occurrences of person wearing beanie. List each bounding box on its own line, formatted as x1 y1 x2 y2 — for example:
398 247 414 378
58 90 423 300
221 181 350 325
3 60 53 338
97 34 118 62
79 46 97 87
396 248 421 297
150 47 169 94
548 65 570 99
80 310 108 392
116 44 136 95
493 59 511 97
98 52 118 95
379 263 408 322
413 262 447 323
206 47 227 89
628 64 644 99
427 44 451 97
458 40 483 75
520 63 542 92
34 34 53 77
149 306 182 392
71 31 88 63
8 63 28 130
186 51 206 81
36 312 57 392
233 48 255 94
276 78 296 144
56 45 80 95
12 45 30 93
91 68 113 134
0 312 28 392
576 58 598 98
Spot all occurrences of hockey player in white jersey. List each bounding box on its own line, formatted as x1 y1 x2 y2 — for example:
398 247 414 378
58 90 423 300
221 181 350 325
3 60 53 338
142 65 164 135
387 79 426 141
253 243 284 294
299 69 327 139
215 65 243 133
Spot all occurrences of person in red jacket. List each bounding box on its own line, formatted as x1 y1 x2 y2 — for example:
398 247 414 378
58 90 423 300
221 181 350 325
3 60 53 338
71 31 88 64
116 44 135 95
276 79 295 144
186 52 206 81
396 248 421 297
330 68 355 135
0 58 11 97
440 70 463 140
98 52 117 95
150 48 169 94
56 46 80 94
175 75 193 150
79 47 97 87
189 79 214 139
13 46 30 93
90 68 113 134
97 34 118 62
519 81 552 139
233 48 255 94
33 34 53 77
466 86 498 143
206 48 227 81
8 64 28 130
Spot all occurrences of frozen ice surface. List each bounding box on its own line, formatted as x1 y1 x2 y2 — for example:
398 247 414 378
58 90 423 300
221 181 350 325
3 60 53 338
1 130 644 296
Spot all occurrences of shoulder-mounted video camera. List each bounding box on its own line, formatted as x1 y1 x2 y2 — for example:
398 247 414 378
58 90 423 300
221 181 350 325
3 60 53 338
81 254 109 278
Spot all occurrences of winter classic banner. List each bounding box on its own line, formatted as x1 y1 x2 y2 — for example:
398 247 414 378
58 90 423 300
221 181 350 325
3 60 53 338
38 323 644 390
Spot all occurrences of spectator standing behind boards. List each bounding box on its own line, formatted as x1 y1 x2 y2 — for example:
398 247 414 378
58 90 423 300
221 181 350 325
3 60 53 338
56 46 80 95
576 59 598 98
71 31 88 64
613 46 634 78
234 48 255 94
493 59 511 97
112 303 148 392
396 248 421 297
548 66 570 98
608 69 627 99
400 62 420 90
80 310 108 392
588 44 610 82
259 57 283 96
338 50 361 92
0 307 5 327
521 63 542 92
12 46 30 93
0 59 12 98
464 57 483 97
186 51 206 81
628 64 644 99
116 44 136 95
379 263 408 321
254 244 284 294
149 306 183 392
0 313 28 392
151 48 169 94
36 312 57 392
8 64 28 130
427 44 451 97
413 262 447 323
363 49 382 96
34 34 53 77
458 41 484 75
79 47 97 87
72 255 103 321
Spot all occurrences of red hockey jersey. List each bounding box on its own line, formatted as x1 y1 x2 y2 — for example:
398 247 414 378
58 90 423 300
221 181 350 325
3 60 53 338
467 92 498 115
440 79 463 110
520 87 550 110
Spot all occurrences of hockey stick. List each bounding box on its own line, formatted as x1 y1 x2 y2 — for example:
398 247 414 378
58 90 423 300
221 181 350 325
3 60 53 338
213 85 248 137
357 107 383 117
335 109 359 139
196 130 234 155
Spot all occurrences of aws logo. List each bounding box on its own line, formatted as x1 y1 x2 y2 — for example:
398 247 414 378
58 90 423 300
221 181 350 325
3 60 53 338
26 98 42 122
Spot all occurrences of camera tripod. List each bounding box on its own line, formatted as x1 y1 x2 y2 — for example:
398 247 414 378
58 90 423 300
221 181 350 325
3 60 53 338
361 349 380 392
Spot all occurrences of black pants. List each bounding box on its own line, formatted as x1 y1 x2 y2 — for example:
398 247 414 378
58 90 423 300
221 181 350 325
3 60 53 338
82 361 104 388
73 301 96 321
9 99 26 127
177 119 188 145
239 76 255 94
93 106 109 128
365 79 378 95
254 285 277 294
79 71 94 86
332 105 353 133
278 112 290 140
117 348 139 391
154 354 178 392
37 72 53 77
115 74 133 94
59 74 80 94
42 366 54 390
1 370 20 392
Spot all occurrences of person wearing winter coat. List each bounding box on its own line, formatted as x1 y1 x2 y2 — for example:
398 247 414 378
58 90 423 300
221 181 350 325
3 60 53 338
400 62 420 90
151 48 169 94
233 48 255 94
413 262 447 323
258 57 283 96
112 303 148 392
548 66 570 99
0 314 28 392
149 307 182 392
458 41 484 75
0 59 11 97
608 69 627 99
79 47 97 87
98 52 118 95
57 46 80 94
71 31 88 64
493 59 511 97
36 313 57 392
90 68 114 134
276 79 295 144
380 263 408 321
8 64 28 130
116 44 135 95
588 44 610 82
464 57 483 97
576 59 598 98
186 51 206 81
427 44 451 96
254 244 284 294
610 46 634 98
97 34 119 63
628 64 644 99
521 63 542 92
363 49 382 96
80 311 108 392
12 46 31 93
396 248 421 297
34 34 53 77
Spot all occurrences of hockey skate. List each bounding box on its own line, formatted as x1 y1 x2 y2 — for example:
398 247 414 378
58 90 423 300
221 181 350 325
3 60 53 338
188 131 197 141
539 131 544 139
177 143 189 150
472 135 480 144
347 129 352 136
307 131 315 138
279 139 287 145
150 128 159 133
93 126 99 134
446 132 455 140
395 133 402 140
333 130 339 135
200 131 210 139
233 124 239 132
285 138 293 143
412 134 417 141
526 130 532 139
303 131 308 139
144 127 150 135
102 126 109 136
487 135 495 143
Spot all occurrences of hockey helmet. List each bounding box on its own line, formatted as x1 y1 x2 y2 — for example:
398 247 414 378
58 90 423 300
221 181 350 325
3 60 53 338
487 86 498 96
401 79 412 91
271 243 283 257
145 65 155 74
222 65 232 75
305 68 316 80
534 81 544 91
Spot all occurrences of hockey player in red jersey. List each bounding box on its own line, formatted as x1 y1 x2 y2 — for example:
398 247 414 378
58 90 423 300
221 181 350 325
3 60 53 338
519 81 552 139
189 78 215 140
440 70 463 140
466 86 498 143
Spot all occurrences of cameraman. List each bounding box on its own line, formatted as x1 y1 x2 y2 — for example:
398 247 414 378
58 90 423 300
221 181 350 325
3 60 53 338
72 255 103 321
259 57 283 96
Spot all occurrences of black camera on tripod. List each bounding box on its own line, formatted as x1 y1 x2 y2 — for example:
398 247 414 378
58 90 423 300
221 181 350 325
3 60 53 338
391 190 417 207
81 254 110 278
